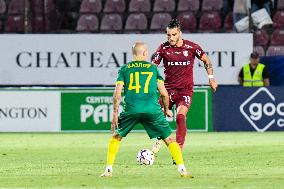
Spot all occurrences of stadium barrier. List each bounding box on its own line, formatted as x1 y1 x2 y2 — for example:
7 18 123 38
0 87 212 132
213 86 284 132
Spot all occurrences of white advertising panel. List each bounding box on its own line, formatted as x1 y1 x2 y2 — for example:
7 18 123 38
0 34 252 85
0 91 60 131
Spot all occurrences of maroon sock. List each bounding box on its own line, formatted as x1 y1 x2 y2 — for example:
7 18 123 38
176 114 187 150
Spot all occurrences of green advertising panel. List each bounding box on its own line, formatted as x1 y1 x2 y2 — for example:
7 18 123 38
61 88 212 132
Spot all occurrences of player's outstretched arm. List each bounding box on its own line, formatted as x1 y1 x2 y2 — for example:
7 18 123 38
157 81 173 118
200 54 218 92
112 83 123 132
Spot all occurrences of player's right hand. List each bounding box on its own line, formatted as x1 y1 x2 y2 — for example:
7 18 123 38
209 78 218 93
164 109 173 118
111 113 119 133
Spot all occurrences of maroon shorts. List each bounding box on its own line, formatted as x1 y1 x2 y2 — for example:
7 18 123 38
160 90 193 110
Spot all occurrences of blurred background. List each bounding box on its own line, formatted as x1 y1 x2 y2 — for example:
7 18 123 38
0 0 283 56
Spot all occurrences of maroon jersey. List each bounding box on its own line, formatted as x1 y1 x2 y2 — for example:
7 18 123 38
152 39 204 93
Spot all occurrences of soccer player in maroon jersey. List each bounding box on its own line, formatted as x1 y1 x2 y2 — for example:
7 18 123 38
151 19 218 155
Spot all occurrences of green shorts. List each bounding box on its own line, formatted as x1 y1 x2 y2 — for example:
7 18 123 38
116 111 172 139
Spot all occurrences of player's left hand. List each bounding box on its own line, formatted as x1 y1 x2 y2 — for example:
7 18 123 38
209 78 218 92
164 109 173 118
111 113 119 133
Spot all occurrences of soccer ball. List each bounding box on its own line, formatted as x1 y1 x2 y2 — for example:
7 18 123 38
136 149 154 165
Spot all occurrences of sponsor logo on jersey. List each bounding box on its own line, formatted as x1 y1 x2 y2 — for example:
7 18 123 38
183 50 188 57
167 61 191 66
196 49 202 57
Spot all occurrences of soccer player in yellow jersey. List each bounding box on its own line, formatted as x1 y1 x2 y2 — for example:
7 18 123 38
100 41 193 178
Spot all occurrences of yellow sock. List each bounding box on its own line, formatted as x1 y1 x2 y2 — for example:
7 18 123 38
168 142 184 165
106 137 120 166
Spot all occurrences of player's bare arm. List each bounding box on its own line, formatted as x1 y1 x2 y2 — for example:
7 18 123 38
157 81 173 118
112 83 123 132
200 54 218 92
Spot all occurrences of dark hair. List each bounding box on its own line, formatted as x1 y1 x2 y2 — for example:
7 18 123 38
167 19 181 30
250 52 259 59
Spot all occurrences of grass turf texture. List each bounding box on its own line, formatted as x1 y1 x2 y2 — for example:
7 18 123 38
0 132 283 189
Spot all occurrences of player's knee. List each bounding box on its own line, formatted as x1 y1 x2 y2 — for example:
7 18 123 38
177 105 189 115
163 136 176 146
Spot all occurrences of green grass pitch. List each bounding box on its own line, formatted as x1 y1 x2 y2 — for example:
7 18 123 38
0 132 283 189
